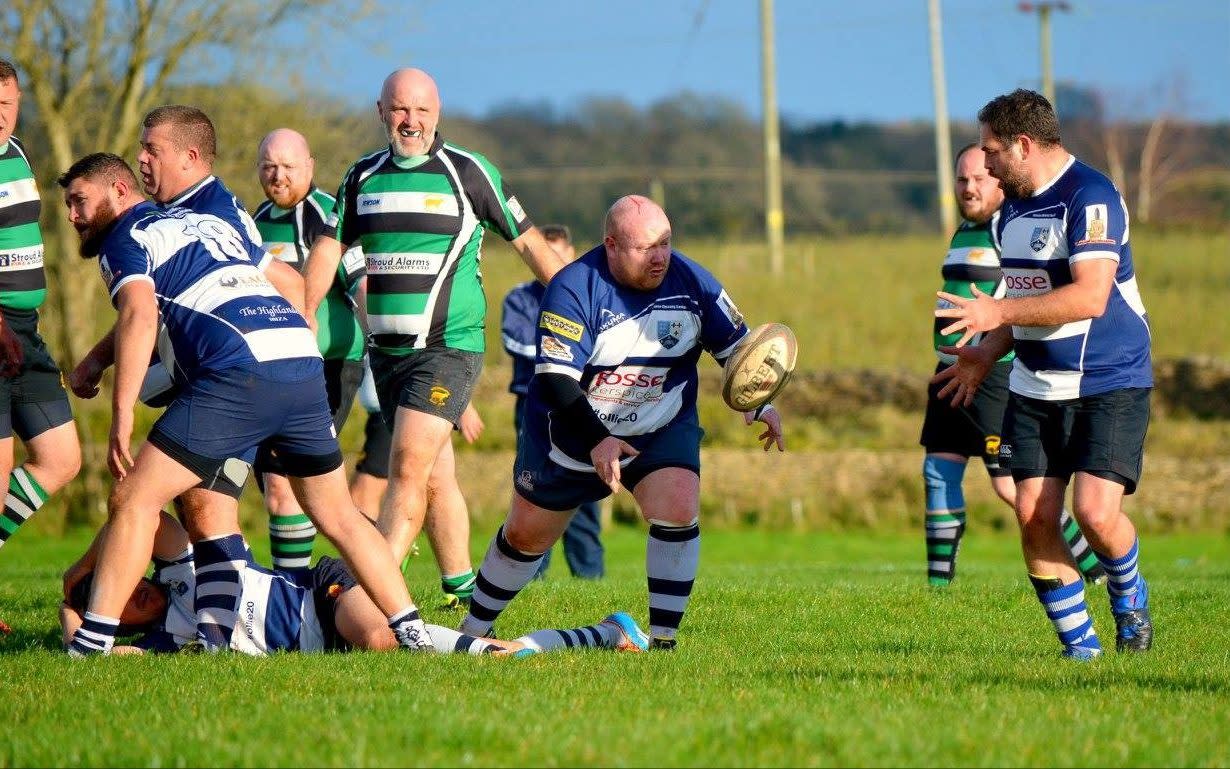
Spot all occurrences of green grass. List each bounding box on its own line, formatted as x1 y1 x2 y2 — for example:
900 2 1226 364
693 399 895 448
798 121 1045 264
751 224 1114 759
2 526 1229 767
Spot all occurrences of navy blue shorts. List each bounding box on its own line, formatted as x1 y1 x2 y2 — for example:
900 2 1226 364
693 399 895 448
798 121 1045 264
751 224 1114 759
513 418 703 512
308 555 360 651
148 362 343 482
1001 388 1151 495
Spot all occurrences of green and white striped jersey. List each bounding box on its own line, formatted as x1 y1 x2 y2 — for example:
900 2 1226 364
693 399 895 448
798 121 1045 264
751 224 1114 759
933 212 1013 364
328 135 532 355
253 186 366 361
0 137 46 310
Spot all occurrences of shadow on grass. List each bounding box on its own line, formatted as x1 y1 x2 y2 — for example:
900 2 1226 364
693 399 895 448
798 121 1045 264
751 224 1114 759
0 624 63 653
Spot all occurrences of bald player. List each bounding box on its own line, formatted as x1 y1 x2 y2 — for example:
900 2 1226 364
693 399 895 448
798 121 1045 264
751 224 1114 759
251 128 367 572
304 68 567 604
459 195 785 650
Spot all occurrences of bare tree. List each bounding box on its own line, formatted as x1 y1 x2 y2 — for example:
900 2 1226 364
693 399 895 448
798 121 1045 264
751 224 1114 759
2 0 340 519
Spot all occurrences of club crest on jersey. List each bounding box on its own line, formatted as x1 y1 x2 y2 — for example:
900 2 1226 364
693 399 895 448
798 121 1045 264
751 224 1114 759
1029 227 1050 253
1076 204 1117 246
658 320 683 349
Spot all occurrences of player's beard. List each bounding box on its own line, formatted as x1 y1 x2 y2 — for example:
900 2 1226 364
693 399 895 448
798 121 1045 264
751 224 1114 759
77 199 119 258
994 164 1033 200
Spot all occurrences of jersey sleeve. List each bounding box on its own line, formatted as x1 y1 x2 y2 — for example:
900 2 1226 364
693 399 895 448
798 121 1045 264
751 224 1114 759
457 151 533 242
1068 183 1127 264
99 233 154 306
534 276 591 380
500 284 539 361
694 264 749 361
327 166 361 248
337 245 367 294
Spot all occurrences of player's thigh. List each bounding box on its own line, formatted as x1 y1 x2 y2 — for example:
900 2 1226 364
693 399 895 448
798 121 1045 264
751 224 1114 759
1002 393 1073 486
1012 475 1065 530
20 419 81 489
112 442 208 517
175 486 243 539
389 406 454 482
1070 387 1150 496
288 466 356 536
631 467 700 525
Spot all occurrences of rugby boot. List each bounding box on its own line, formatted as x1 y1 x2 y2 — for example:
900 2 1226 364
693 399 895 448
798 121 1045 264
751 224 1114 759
1112 579 1153 652
601 612 650 652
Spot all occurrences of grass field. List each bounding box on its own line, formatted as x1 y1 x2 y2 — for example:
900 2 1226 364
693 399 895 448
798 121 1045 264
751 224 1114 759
3 526 1229 767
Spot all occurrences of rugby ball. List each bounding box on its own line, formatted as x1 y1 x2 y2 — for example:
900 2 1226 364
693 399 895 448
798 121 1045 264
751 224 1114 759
721 323 798 411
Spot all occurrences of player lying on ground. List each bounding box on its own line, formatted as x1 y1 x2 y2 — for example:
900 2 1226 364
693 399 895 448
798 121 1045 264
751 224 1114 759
60 510 648 657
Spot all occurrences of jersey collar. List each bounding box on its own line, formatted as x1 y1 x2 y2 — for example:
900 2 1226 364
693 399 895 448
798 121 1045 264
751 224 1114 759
166 175 216 208
1031 154 1076 198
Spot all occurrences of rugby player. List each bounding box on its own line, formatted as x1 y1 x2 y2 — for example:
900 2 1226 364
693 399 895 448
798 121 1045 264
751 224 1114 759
921 142 1105 586
58 153 434 655
460 195 785 649
0 59 81 557
303 67 567 601
60 511 649 656
935 89 1153 658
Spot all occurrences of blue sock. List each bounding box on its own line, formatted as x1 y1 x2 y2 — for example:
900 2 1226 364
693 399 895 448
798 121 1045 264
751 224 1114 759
193 534 248 651
1030 574 1102 653
1096 537 1147 613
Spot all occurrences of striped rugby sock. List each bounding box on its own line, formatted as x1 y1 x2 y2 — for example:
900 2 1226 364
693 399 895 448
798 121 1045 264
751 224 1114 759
459 526 544 637
646 520 700 641
193 534 248 651
1030 574 1102 654
67 612 119 657
441 570 477 600
513 622 620 653
388 607 433 650
925 511 966 586
423 624 498 654
268 511 316 572
0 467 48 550
1059 509 1106 582
1096 537 1146 612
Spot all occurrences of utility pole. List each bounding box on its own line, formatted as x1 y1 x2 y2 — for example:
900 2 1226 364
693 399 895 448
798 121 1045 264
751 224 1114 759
1019 2 1071 107
760 0 785 275
927 0 955 234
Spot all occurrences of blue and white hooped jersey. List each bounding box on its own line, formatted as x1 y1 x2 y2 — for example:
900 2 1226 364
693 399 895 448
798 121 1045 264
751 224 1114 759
98 201 320 380
164 175 269 270
152 546 326 655
996 156 1152 400
526 247 747 472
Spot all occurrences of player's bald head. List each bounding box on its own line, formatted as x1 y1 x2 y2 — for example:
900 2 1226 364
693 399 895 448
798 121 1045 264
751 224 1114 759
258 128 311 163
380 68 440 110
604 195 669 240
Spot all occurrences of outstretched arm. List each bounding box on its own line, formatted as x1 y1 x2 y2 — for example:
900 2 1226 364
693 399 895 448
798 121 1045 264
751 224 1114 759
510 227 568 285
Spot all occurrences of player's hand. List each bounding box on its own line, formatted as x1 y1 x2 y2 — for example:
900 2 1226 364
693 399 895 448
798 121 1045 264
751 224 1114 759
68 355 106 399
935 284 1003 348
459 403 484 444
0 320 23 378
108 409 136 480
932 344 995 408
744 405 785 452
590 436 639 494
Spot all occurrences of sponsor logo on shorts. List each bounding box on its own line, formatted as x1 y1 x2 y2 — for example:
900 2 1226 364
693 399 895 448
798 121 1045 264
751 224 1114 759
657 320 683 349
540 336 574 362
1029 227 1050 253
540 311 584 341
998 442 1014 459
985 435 1001 455
516 470 535 491
327 583 343 599
429 385 451 407
1076 204 1117 246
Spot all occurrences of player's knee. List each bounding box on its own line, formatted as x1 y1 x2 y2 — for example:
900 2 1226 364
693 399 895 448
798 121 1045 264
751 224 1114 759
355 625 398 651
922 455 966 511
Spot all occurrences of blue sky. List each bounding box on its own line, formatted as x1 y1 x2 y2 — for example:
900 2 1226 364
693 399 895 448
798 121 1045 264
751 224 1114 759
285 0 1229 124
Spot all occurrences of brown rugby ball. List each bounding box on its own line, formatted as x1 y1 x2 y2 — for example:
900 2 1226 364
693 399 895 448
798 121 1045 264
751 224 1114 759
721 322 798 411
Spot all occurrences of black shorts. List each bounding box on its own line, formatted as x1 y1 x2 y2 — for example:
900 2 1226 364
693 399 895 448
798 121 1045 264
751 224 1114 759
370 347 482 428
1001 388 1151 495
920 360 1011 477
0 307 73 441
355 410 393 479
255 357 364 480
308 555 359 651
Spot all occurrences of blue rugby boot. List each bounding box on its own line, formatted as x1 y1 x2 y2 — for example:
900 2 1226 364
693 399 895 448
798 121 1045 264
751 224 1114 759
1112 578 1153 652
601 612 650 652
